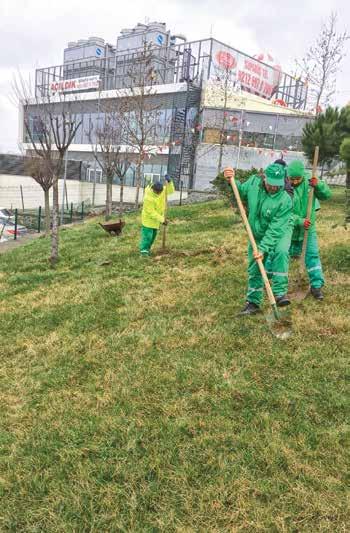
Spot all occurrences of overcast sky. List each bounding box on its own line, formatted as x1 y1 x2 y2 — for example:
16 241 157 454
0 0 349 152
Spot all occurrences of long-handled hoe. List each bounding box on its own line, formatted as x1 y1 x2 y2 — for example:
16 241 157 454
290 146 319 301
161 181 168 252
229 175 292 340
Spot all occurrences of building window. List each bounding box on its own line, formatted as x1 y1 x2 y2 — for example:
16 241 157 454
203 128 221 144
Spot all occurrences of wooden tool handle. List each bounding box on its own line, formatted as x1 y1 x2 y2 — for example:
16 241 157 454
230 176 276 307
162 185 168 249
300 146 319 269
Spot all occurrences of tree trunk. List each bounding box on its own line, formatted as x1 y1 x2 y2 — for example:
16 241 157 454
346 168 350 223
105 175 113 221
217 73 229 175
217 140 224 176
346 168 350 189
120 177 124 218
50 176 59 266
44 188 50 236
135 161 142 209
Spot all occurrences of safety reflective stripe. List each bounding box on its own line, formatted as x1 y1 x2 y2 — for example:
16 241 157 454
307 265 322 272
266 271 288 277
247 287 263 293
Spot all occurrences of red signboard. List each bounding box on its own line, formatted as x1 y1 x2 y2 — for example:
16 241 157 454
50 76 100 94
214 48 281 99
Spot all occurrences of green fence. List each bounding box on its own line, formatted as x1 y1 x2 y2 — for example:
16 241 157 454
3 203 87 241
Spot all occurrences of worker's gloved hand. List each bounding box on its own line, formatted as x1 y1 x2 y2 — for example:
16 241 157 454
223 167 235 181
253 250 264 261
309 176 318 187
163 219 169 226
165 175 172 183
303 218 311 229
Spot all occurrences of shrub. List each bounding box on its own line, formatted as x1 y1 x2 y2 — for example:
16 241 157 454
211 167 262 205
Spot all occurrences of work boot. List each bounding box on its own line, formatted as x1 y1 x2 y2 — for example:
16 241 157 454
275 294 291 307
310 287 324 300
239 302 260 316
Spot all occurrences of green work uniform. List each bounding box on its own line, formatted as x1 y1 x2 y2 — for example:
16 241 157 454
237 175 293 305
290 176 331 288
139 181 175 256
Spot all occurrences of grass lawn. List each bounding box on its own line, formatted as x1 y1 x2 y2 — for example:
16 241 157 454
0 188 349 531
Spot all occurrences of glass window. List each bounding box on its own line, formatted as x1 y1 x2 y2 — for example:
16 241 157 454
72 114 83 144
242 131 274 149
82 114 92 144
274 134 302 151
244 112 277 134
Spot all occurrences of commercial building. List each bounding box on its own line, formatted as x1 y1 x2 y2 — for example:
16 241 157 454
21 22 313 190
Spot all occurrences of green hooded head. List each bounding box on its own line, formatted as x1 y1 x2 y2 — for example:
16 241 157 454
264 164 285 187
287 160 306 179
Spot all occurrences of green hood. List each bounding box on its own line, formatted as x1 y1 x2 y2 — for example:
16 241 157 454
287 160 306 179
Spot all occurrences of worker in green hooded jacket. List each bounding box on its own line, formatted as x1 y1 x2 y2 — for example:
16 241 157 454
287 160 331 300
139 175 175 256
224 164 293 315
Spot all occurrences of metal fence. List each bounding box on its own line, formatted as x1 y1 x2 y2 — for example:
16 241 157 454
35 38 307 109
325 174 347 186
0 203 87 241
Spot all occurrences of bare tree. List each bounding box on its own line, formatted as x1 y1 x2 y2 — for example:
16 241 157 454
296 12 349 110
13 75 82 265
212 63 238 174
114 156 132 218
25 155 54 235
89 102 132 220
117 42 161 208
200 75 245 173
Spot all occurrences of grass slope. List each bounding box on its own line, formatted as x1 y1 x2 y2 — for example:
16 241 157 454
0 189 349 531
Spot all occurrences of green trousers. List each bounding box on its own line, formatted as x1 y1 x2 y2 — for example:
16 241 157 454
140 225 158 256
247 230 292 306
289 231 324 288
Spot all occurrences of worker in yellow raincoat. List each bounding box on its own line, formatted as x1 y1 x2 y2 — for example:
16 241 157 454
139 175 175 256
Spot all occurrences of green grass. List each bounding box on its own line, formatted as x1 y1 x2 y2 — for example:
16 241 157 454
0 188 349 532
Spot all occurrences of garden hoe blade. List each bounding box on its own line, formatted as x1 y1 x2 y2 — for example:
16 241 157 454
161 179 169 252
265 304 293 340
290 146 319 302
289 275 309 301
228 174 293 340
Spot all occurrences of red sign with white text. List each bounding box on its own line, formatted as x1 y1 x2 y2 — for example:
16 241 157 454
50 76 100 94
214 47 281 99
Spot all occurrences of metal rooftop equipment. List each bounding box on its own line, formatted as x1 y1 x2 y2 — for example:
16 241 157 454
36 33 308 109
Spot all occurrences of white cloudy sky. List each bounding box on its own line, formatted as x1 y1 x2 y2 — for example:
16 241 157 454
0 0 349 152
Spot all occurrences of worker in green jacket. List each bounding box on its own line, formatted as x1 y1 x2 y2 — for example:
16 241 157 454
139 175 175 256
224 164 293 315
287 160 332 300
